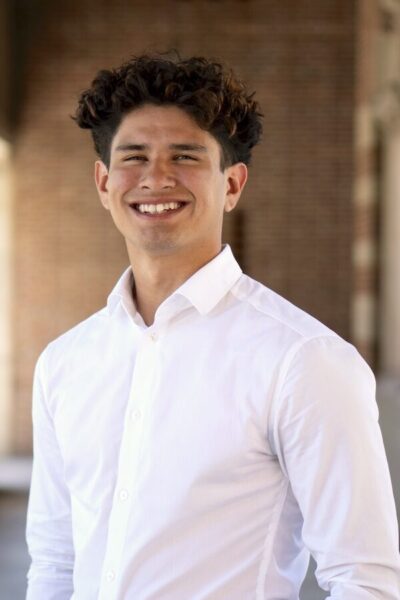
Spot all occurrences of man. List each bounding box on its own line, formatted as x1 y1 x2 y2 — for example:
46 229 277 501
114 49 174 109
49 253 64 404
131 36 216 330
26 51 400 599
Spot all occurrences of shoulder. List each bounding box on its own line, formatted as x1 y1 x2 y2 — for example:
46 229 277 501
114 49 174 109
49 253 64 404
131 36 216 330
230 273 373 382
36 306 111 376
231 273 339 341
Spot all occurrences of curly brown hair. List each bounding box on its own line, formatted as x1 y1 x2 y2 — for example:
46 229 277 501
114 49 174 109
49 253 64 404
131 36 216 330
73 50 263 171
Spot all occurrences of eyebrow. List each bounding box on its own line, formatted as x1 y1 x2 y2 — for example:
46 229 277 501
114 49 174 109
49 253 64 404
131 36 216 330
114 143 208 153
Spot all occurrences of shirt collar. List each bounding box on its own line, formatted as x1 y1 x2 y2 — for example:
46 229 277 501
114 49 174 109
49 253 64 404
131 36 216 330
106 244 243 318
106 265 137 317
174 244 243 315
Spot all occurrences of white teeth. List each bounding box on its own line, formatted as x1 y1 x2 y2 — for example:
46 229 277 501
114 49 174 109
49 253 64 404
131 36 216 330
136 202 182 214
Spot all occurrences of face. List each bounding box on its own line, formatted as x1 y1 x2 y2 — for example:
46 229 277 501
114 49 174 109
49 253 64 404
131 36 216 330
95 104 248 264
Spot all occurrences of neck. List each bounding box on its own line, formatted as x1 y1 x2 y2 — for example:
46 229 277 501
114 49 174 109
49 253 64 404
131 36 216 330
127 244 222 326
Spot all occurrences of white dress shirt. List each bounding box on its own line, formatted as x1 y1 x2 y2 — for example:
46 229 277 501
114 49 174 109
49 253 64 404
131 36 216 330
26 243 400 599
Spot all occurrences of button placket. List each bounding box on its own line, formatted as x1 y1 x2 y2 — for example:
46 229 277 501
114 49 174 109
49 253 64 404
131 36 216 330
98 331 161 600
118 489 129 502
130 408 142 421
105 569 115 582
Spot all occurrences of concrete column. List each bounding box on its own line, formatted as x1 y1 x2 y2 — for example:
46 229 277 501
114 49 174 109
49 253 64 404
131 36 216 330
369 0 400 374
0 138 13 455
351 0 380 366
380 119 400 374
351 102 378 365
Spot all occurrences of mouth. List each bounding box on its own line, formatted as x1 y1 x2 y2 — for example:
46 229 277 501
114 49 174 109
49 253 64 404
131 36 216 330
129 200 188 219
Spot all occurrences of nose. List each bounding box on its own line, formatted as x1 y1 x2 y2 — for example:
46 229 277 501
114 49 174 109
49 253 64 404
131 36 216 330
139 158 176 190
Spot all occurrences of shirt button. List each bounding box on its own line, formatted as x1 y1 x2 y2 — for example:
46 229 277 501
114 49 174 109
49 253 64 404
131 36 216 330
119 489 129 502
130 408 142 421
149 331 157 341
106 569 115 582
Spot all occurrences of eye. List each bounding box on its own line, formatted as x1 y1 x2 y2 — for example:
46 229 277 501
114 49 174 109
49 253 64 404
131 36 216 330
124 155 147 162
174 154 198 161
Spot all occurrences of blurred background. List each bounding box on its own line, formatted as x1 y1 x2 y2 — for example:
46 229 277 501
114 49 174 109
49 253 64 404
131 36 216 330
0 0 399 598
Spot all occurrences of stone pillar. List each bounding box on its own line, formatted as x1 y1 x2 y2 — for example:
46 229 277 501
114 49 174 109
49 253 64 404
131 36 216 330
353 0 400 374
352 0 380 366
0 139 13 455
378 113 400 374
373 0 400 375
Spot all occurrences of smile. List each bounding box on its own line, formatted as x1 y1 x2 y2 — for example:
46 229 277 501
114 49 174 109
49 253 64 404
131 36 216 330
130 201 188 218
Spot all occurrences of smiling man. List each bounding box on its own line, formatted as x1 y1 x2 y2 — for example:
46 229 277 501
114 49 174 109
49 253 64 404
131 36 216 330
94 102 247 326
25 52 400 599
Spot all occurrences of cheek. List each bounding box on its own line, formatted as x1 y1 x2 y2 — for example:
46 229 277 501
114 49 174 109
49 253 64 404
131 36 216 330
191 170 223 198
108 169 138 195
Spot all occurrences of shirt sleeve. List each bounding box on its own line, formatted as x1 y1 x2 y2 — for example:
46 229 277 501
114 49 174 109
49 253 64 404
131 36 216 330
271 335 400 599
26 349 75 599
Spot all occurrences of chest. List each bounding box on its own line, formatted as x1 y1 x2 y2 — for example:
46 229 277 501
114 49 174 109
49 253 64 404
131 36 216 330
52 323 280 511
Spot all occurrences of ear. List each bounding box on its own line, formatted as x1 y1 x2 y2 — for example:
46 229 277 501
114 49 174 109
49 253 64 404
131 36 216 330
224 162 248 213
94 160 110 210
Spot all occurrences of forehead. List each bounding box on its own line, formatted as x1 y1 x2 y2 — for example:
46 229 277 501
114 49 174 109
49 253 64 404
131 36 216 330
112 104 216 148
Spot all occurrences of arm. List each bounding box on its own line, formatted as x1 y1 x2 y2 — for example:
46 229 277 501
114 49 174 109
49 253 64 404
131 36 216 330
271 335 400 599
26 349 75 599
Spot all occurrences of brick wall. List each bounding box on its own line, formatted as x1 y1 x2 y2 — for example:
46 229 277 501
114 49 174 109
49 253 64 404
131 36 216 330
12 0 356 453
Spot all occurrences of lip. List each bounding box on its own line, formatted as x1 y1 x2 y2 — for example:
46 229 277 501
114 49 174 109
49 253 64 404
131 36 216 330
129 201 189 220
129 198 189 206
